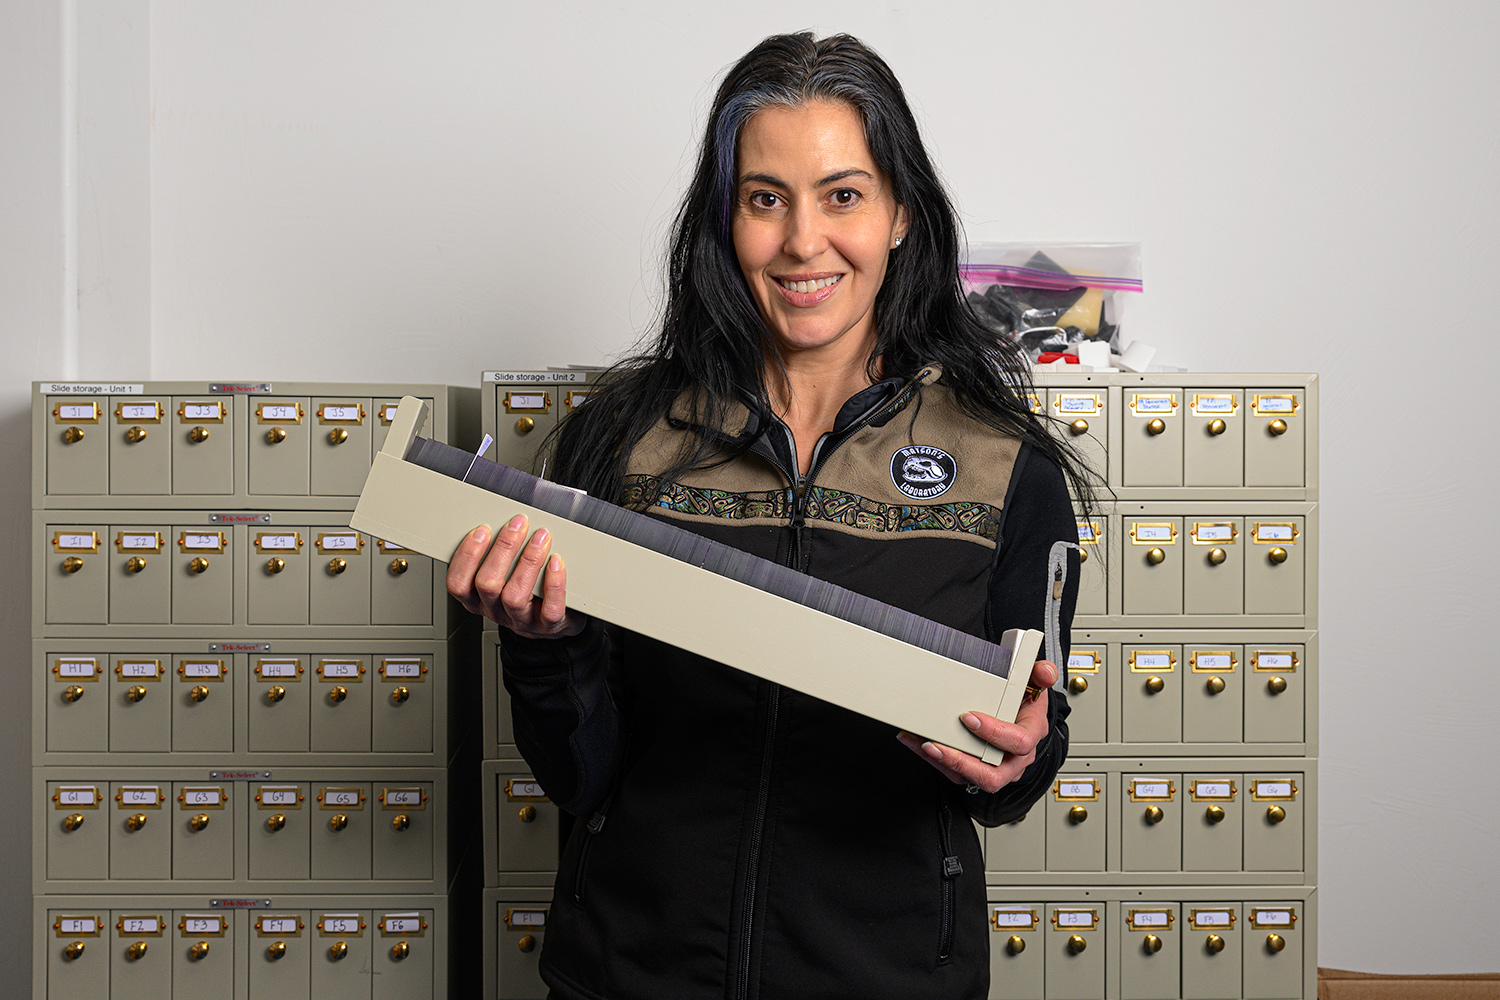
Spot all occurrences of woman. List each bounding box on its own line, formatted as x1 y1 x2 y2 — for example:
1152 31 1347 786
449 32 1091 1000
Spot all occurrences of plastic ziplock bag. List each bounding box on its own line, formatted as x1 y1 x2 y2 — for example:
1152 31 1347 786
960 243 1143 360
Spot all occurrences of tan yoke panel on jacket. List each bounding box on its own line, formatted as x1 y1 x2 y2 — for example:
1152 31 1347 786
619 377 1021 550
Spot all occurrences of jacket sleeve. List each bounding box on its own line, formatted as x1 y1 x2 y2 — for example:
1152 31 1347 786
967 443 1079 827
499 619 627 816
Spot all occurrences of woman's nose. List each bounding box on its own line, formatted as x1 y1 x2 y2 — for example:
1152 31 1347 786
783 202 829 260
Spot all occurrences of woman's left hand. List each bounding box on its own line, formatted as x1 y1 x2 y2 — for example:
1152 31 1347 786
896 659 1057 794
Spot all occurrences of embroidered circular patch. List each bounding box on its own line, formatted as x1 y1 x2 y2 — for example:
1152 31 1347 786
890 445 957 500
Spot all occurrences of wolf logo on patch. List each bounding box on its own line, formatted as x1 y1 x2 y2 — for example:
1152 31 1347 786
890 445 957 500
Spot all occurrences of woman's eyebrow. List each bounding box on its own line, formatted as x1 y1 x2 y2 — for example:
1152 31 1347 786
737 168 875 188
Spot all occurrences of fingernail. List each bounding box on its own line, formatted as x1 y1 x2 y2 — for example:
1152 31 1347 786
895 731 917 749
506 515 526 532
530 528 550 548
961 713 981 731
473 525 491 545
548 554 562 573
921 741 943 761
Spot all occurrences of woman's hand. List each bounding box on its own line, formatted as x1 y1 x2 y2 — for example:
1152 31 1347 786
445 515 587 639
896 659 1057 793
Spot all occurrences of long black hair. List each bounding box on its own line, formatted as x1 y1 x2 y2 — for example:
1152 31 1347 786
549 31 1098 510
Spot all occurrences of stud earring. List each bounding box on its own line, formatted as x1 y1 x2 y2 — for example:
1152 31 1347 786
893 236 903 248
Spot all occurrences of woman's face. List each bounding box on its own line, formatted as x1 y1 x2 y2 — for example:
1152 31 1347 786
732 100 907 365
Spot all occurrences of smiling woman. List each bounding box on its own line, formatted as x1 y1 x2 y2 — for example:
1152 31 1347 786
732 101 907 369
446 30 1096 1000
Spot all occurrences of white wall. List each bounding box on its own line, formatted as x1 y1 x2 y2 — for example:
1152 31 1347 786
4 0 1498 988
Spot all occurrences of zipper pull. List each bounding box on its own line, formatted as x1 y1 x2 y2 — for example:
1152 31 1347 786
1053 565 1064 600
942 856 963 878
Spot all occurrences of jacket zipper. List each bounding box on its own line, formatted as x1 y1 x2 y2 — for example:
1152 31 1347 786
733 374 925 1000
572 799 611 902
937 801 961 963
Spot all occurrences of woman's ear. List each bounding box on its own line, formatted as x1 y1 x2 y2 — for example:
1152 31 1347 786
893 204 909 248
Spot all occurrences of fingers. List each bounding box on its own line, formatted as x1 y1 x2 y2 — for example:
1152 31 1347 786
445 524 493 614
898 732 1036 793
538 554 569 626
1029 658 1059 689
499 524 553 620
958 688 1050 760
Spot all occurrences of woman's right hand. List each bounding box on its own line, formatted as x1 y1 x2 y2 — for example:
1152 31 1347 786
446 515 587 639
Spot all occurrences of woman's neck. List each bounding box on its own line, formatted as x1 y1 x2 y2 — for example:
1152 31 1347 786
766 347 881 476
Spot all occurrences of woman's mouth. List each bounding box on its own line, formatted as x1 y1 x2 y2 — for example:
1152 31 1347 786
773 273 842 305
775 275 841 293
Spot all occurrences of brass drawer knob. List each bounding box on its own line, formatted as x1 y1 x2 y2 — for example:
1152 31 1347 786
1207 547 1226 565
391 686 410 704
392 814 411 832
329 941 348 961
1206 676 1226 695
62 556 85 574
126 556 147 573
516 416 535 433
328 685 348 704
1067 934 1087 954
1006 935 1025 955
1144 676 1165 695
1078 547 1088 563
62 813 85 832
1207 418 1226 435
125 813 148 832
390 941 410 962
189 557 210 574
188 941 210 961
1068 676 1088 695
62 426 85 444
519 805 538 823
518 934 537 953
328 428 349 445
1068 805 1088 825
1205 933 1225 954
1144 806 1164 825
126 685 148 703
1266 805 1287 824
126 941 148 960
63 941 86 960
329 813 348 832
1268 419 1288 436
190 685 210 702
1146 418 1166 435
1268 547 1288 565
1267 676 1288 695
389 557 409 575
266 813 286 832
1205 805 1226 824
189 814 210 832
1145 547 1166 565
327 558 348 575
125 426 148 444
266 685 287 704
265 427 287 444
265 557 286 575
1266 933 1286 952
63 685 85 703
1069 418 1089 435
188 425 210 443
266 941 286 961
1143 933 1162 954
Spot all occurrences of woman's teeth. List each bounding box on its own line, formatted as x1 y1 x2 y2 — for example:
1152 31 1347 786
777 275 841 294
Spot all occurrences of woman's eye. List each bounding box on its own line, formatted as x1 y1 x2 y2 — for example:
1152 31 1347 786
830 188 860 206
749 192 781 209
